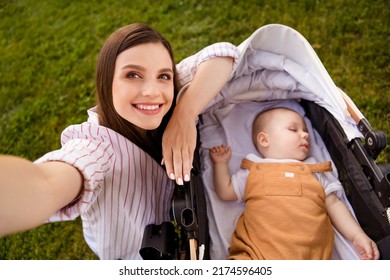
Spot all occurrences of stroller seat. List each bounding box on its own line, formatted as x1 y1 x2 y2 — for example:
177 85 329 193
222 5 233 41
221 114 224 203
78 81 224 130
197 24 389 259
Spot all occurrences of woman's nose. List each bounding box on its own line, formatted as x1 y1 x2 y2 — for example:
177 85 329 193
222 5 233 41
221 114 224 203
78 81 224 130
302 131 309 139
141 80 161 98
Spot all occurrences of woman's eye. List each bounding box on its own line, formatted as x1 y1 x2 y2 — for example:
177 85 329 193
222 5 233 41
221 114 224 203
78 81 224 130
126 72 140 79
159 73 172 80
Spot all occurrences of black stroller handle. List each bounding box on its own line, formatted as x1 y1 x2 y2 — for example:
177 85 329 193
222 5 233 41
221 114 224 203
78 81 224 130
140 142 209 260
139 170 203 260
139 222 178 260
171 167 201 260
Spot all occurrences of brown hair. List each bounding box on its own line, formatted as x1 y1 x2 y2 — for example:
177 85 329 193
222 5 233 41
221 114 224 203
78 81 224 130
95 23 179 163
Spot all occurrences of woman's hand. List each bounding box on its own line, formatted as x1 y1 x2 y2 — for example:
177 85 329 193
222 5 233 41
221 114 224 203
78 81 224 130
162 56 234 185
162 102 197 185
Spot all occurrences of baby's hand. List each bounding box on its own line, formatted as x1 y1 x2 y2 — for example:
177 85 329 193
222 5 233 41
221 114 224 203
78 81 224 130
352 232 380 260
209 144 232 164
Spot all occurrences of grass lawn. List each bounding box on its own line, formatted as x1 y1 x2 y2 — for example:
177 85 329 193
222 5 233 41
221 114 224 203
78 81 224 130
0 0 389 259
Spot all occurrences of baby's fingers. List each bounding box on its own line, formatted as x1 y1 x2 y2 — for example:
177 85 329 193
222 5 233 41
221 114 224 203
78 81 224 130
359 241 380 260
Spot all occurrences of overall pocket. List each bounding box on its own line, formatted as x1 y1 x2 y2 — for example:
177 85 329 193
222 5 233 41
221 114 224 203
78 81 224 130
263 171 302 196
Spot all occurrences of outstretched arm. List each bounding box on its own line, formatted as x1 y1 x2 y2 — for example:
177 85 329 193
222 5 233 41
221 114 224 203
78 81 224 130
0 155 82 237
162 56 234 185
325 193 380 260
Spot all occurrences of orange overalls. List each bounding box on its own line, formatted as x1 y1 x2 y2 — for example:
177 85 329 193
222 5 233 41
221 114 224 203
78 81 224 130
228 160 334 260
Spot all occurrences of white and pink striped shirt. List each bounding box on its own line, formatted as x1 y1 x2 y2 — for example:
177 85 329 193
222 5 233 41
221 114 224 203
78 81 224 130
34 42 239 259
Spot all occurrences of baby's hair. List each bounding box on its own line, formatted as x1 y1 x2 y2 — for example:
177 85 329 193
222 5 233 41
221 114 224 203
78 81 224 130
252 107 297 147
252 108 274 147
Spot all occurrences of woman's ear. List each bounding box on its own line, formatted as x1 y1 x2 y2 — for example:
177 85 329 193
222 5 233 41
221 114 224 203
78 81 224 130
257 132 269 148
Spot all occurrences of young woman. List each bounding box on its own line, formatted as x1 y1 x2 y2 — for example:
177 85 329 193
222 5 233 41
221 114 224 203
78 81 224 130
0 23 237 259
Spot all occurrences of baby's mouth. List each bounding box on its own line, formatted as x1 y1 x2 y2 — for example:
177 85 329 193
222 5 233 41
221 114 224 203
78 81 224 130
300 143 309 150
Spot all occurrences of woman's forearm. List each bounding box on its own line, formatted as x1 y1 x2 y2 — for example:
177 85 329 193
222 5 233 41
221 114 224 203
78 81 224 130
0 155 82 236
177 56 234 119
162 57 234 184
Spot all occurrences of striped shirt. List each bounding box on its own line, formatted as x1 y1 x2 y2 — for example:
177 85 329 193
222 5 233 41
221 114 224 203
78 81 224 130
34 42 239 260
176 42 239 86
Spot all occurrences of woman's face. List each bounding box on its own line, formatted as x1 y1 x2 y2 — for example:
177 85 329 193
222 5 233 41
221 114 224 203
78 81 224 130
112 43 174 130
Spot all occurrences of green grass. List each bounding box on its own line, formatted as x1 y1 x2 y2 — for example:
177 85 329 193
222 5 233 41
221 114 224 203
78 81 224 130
0 0 389 259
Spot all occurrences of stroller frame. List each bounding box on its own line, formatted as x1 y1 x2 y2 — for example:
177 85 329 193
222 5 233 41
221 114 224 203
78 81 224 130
302 100 390 259
140 137 210 260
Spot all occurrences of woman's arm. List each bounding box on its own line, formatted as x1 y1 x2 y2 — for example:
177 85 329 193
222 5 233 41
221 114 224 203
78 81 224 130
162 56 234 185
0 155 82 237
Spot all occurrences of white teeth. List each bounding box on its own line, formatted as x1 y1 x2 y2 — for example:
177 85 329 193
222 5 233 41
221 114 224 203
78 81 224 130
135 104 160 110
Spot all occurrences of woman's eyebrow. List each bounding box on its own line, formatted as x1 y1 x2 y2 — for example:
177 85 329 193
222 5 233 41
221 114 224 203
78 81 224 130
159 67 174 73
121 64 144 70
121 64 173 73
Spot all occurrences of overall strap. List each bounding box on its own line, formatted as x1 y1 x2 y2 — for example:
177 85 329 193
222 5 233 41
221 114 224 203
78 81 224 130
307 161 333 173
240 159 254 170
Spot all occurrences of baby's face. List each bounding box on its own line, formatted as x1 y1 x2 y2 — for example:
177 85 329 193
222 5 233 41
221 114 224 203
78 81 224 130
264 109 310 160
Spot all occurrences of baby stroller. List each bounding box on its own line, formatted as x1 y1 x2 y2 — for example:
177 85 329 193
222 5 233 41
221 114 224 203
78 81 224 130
140 24 390 260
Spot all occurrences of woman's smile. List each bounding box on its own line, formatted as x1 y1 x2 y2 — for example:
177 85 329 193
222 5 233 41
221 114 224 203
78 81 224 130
133 103 163 115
